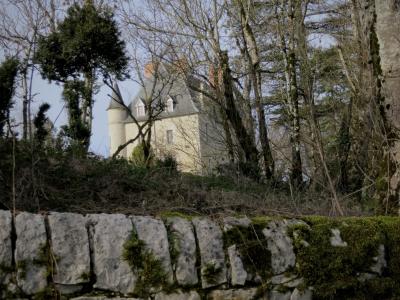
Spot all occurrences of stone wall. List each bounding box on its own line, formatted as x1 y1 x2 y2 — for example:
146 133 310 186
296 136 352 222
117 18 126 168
0 210 399 299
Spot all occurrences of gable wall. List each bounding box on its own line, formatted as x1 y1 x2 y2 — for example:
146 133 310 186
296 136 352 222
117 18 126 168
124 114 202 173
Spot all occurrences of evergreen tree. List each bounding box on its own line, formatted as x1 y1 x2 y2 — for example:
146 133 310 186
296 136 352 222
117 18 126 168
0 58 19 136
35 1 128 150
33 103 51 146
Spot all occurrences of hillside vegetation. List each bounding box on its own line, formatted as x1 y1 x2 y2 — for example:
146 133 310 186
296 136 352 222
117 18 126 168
0 140 371 217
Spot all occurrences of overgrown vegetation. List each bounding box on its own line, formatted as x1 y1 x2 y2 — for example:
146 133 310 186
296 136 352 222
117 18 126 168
0 57 19 137
0 139 368 216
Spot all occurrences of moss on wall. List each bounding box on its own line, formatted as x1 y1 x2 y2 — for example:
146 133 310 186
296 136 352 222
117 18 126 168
122 230 170 298
288 216 400 299
223 219 272 281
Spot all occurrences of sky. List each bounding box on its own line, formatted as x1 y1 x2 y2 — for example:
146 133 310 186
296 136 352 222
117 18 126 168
11 70 139 157
5 0 336 158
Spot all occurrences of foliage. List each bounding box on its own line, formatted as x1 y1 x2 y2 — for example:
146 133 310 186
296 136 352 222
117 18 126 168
155 154 178 174
129 142 154 168
35 1 128 149
0 57 19 136
123 230 169 297
35 2 128 81
61 80 91 149
0 139 365 216
33 103 51 146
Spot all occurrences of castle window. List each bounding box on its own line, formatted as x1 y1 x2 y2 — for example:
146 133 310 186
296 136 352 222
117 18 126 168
166 97 174 113
136 101 145 116
166 130 173 144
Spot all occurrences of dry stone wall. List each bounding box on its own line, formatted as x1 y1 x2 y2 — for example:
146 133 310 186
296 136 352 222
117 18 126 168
0 210 399 300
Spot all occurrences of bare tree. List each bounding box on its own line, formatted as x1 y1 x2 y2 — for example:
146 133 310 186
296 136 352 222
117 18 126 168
0 0 61 140
118 0 268 178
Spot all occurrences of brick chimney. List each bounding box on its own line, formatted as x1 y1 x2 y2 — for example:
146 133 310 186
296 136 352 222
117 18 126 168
209 64 222 87
173 57 189 75
144 62 155 78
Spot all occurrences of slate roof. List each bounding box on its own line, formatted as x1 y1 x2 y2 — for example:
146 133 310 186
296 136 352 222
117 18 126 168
107 82 125 110
123 73 203 122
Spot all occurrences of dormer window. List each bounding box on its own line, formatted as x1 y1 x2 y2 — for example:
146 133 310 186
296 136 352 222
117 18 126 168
136 101 145 117
166 97 174 113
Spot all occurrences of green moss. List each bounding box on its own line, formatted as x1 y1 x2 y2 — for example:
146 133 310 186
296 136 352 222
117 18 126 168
290 216 400 299
202 261 223 285
80 271 90 281
378 217 400 289
223 221 272 280
167 231 180 267
33 286 58 300
134 251 169 297
122 231 146 269
251 216 273 226
16 260 27 279
159 211 195 220
0 263 14 274
33 242 55 279
122 230 170 297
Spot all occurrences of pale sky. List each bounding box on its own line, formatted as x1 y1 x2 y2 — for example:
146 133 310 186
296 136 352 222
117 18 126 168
5 1 335 158
11 70 139 157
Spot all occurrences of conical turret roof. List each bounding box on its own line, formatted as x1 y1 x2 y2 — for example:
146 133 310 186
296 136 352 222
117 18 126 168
107 82 125 110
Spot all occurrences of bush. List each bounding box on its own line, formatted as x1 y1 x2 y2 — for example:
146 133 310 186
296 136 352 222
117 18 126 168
155 154 178 174
129 142 154 168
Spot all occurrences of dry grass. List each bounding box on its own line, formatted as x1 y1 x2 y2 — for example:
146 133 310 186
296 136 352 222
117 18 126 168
0 140 372 217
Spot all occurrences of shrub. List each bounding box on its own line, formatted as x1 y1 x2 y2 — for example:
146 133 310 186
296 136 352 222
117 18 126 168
155 154 178 174
130 142 154 168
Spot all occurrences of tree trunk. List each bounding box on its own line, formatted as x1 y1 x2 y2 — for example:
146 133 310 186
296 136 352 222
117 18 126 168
82 70 94 150
374 0 400 214
219 50 260 178
22 72 29 140
235 0 274 179
277 0 303 187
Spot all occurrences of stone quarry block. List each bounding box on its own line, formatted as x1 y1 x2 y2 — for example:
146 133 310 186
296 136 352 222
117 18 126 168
290 288 312 300
87 213 136 294
370 244 386 274
228 244 247 286
262 220 303 274
0 210 13 296
270 289 291 300
223 216 251 232
71 297 142 300
0 210 12 267
208 288 265 300
15 212 48 294
165 217 198 286
192 217 227 288
155 290 201 300
330 229 347 247
131 216 174 284
48 212 90 291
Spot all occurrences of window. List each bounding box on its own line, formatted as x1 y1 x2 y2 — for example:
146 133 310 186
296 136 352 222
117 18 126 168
166 130 173 144
166 97 174 112
136 101 145 116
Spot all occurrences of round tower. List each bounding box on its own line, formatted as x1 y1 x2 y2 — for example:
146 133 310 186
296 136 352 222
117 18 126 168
107 83 128 157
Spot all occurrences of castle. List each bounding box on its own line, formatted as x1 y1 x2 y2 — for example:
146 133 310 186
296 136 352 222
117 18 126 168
107 63 229 174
